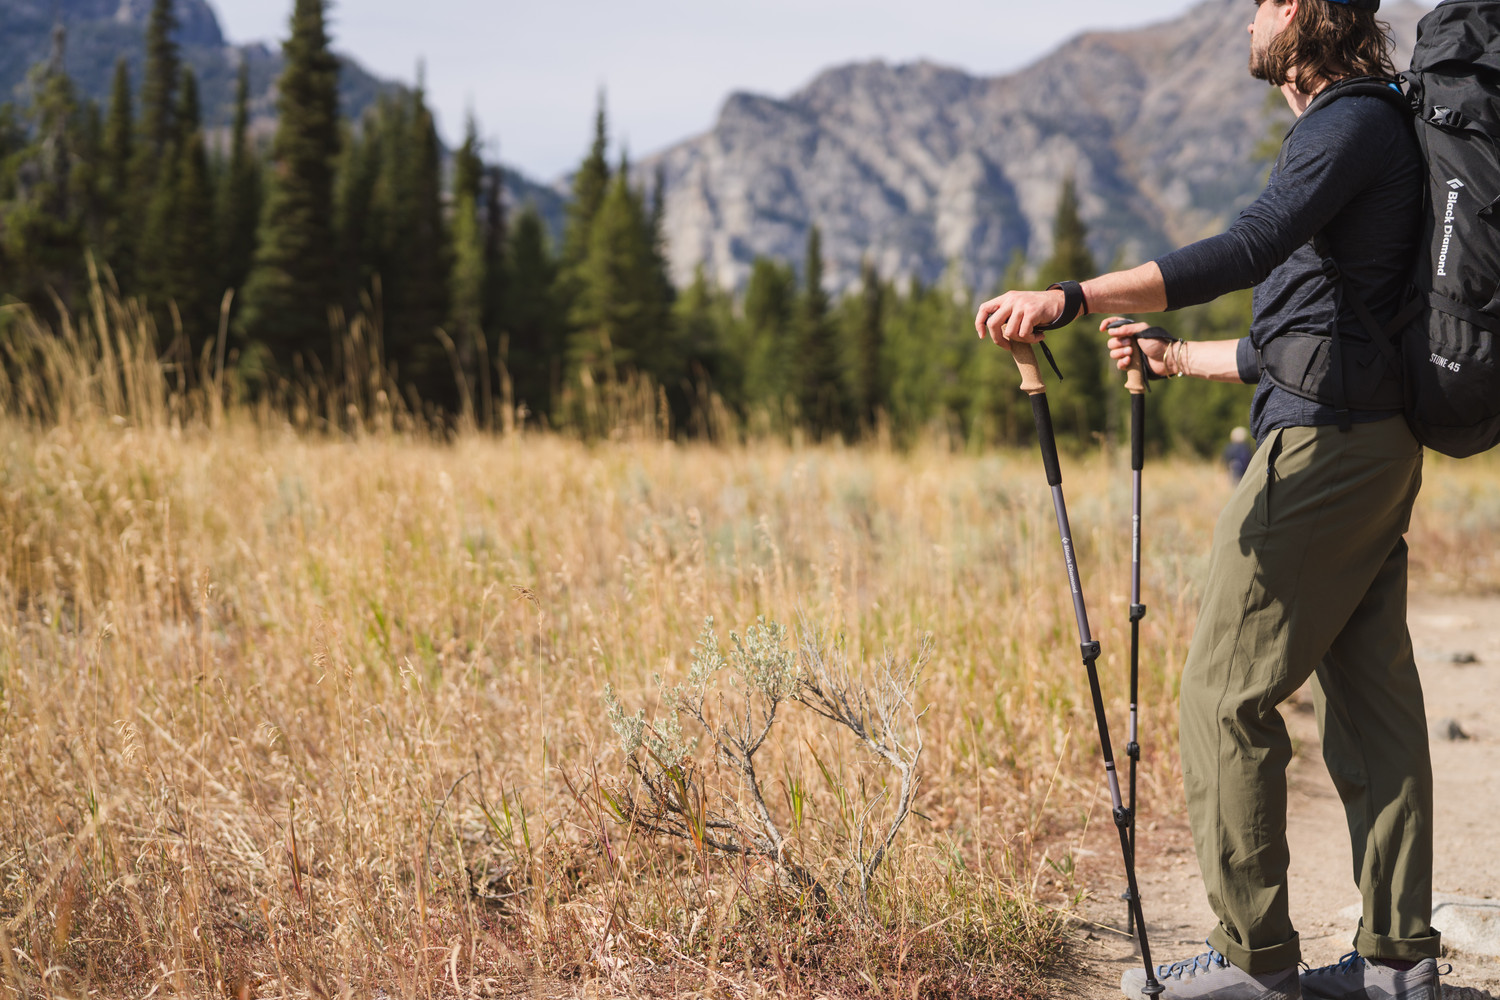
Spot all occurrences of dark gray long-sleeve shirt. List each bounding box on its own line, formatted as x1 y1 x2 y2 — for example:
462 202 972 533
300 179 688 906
1153 92 1423 440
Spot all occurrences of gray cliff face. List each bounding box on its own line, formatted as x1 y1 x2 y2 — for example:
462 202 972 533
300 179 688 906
645 0 1426 295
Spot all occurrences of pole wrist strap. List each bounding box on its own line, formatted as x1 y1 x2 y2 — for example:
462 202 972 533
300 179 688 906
1035 280 1088 332
1133 327 1181 382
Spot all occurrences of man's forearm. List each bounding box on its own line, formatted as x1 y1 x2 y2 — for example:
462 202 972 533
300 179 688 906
1168 339 1245 383
1080 262 1168 316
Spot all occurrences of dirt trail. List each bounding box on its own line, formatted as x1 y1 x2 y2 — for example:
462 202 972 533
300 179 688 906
1053 595 1500 999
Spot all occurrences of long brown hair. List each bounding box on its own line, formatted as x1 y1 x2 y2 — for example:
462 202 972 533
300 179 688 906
1258 0 1397 91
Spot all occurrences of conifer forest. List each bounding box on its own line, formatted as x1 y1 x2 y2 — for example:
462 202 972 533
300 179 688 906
0 0 1257 452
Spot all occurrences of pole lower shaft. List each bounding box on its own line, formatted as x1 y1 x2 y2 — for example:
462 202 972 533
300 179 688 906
1012 372 1163 997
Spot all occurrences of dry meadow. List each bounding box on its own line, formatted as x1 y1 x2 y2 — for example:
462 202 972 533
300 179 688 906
2 301 1498 999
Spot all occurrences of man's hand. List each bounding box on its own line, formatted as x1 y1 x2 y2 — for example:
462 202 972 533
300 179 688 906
1103 318 1171 377
975 288 1066 347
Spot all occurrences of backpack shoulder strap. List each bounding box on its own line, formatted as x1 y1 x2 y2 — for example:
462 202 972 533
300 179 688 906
1275 77 1411 172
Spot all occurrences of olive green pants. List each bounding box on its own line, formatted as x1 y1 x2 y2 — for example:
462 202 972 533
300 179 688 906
1180 417 1440 973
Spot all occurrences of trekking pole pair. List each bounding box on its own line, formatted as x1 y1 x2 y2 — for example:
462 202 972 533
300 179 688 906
1011 329 1162 998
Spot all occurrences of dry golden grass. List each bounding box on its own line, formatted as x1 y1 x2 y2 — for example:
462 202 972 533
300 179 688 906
2 293 1499 998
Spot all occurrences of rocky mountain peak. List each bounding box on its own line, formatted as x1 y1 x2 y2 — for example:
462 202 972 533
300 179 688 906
646 0 1426 295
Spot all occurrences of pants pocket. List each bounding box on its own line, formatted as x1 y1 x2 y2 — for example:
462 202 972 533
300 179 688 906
1253 430 1285 528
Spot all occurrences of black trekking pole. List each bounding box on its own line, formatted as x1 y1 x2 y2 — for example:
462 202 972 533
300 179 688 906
1113 318 1148 940
1011 340 1163 998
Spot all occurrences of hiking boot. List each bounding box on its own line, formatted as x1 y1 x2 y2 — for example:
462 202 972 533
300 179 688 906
1121 944 1301 999
1300 951 1443 1000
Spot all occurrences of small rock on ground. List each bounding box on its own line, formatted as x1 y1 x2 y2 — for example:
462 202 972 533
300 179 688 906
1431 717 1472 741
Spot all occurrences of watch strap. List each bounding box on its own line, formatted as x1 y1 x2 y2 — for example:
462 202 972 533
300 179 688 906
1034 280 1088 332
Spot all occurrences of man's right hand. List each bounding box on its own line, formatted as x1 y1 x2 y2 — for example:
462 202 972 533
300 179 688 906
974 288 1067 347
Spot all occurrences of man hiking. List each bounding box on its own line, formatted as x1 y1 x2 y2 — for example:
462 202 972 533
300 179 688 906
975 1 1440 998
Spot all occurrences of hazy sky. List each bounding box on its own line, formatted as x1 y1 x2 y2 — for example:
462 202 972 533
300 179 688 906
209 0 1226 181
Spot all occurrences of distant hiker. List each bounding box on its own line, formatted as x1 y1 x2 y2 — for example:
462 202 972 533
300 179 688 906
975 1 1439 998
1223 427 1253 483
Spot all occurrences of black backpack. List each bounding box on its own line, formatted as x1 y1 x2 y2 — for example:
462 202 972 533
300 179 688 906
1398 0 1500 457
1260 1 1500 458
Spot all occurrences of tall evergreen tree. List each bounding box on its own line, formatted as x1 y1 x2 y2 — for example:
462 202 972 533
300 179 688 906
133 0 178 182
740 256 797 413
72 100 105 253
237 0 342 365
2 27 86 310
559 94 610 282
503 203 561 421
479 162 507 337
570 161 673 388
100 58 134 286
334 110 382 312
1035 176 1103 444
673 264 738 411
380 80 448 394
452 112 483 210
846 258 886 431
448 111 487 404
645 165 676 323
217 60 261 304
796 226 844 437
163 67 215 347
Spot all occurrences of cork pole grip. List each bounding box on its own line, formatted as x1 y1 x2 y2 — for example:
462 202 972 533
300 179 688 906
1012 341 1047 395
1125 342 1147 395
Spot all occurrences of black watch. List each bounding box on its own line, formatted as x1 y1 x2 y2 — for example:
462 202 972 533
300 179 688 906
1034 281 1088 332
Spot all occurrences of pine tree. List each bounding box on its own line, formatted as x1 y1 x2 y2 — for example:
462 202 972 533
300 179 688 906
2 27 86 310
164 67 216 348
646 166 675 313
503 204 560 421
570 162 672 386
880 269 972 442
380 79 448 396
217 60 261 303
741 256 797 414
479 163 507 338
448 112 484 335
238 0 342 365
1035 176 1103 446
448 111 487 408
100 58 134 286
334 110 381 311
847 258 886 432
72 100 105 254
133 0 178 183
673 265 738 412
136 131 180 337
560 95 610 280
796 226 844 437
452 113 483 211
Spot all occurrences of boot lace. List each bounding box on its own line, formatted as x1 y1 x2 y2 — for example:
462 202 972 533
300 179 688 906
1159 945 1231 980
1303 953 1451 978
1303 951 1364 977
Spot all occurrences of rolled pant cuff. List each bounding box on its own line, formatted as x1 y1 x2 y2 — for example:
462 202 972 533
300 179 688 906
1353 922 1442 962
1209 926 1301 975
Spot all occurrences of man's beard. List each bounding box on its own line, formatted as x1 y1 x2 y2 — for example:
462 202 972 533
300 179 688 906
1249 39 1273 80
